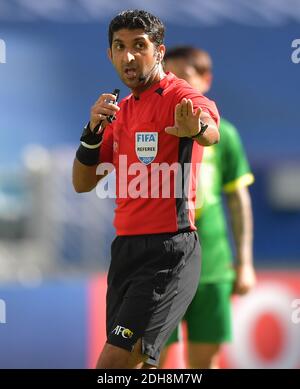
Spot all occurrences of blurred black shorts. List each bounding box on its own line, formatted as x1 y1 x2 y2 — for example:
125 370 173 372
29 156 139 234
106 230 201 366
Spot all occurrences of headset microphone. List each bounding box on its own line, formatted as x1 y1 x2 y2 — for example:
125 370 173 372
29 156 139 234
138 52 162 82
138 62 158 82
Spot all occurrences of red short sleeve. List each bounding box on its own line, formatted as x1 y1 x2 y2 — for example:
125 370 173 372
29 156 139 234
174 82 220 128
194 97 220 128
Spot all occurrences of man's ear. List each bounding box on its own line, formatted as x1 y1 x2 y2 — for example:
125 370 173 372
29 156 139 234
158 44 166 62
107 48 112 62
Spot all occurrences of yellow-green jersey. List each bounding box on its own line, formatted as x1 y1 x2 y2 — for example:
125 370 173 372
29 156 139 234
195 118 254 283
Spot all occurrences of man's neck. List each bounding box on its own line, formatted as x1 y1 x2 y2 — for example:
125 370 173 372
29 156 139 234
132 67 166 97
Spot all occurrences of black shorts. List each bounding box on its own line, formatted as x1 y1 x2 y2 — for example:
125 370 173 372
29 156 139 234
106 230 201 366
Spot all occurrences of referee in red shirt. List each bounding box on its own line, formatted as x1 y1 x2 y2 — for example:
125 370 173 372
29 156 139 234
73 10 220 369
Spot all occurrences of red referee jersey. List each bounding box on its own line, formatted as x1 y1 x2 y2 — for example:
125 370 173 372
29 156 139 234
99 72 220 235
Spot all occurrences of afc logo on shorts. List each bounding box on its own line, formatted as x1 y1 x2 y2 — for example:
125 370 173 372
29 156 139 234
111 325 134 339
135 132 158 165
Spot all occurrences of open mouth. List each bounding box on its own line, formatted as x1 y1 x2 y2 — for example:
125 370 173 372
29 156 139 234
124 68 137 79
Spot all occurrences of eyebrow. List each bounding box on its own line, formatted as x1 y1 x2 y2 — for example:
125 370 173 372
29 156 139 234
112 36 147 44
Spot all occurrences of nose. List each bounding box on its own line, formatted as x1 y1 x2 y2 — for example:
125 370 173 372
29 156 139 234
124 50 135 63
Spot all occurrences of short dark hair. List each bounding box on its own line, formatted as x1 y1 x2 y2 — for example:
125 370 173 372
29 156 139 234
165 46 212 75
108 9 165 48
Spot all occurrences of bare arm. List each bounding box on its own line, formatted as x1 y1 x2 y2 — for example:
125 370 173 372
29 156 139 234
196 111 220 146
226 186 256 295
72 159 105 193
164 98 219 146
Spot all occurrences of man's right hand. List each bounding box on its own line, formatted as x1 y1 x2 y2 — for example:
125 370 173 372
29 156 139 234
90 93 120 132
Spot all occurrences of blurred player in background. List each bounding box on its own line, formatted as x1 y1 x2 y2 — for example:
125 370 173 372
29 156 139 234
160 46 256 368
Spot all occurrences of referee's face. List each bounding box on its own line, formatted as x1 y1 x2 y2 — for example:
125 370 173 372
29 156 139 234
108 28 165 94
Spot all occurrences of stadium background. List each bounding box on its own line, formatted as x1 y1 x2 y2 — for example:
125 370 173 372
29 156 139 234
0 0 299 368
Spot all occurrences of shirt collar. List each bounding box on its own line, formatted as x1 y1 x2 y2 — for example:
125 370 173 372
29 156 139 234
131 72 175 101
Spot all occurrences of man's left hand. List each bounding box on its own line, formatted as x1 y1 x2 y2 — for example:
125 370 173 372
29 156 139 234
165 98 203 138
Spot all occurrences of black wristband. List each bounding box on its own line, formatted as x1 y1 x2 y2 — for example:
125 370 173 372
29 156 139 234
191 121 209 139
80 122 103 146
76 144 100 166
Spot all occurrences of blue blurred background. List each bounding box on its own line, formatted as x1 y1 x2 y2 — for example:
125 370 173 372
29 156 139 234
0 0 299 368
